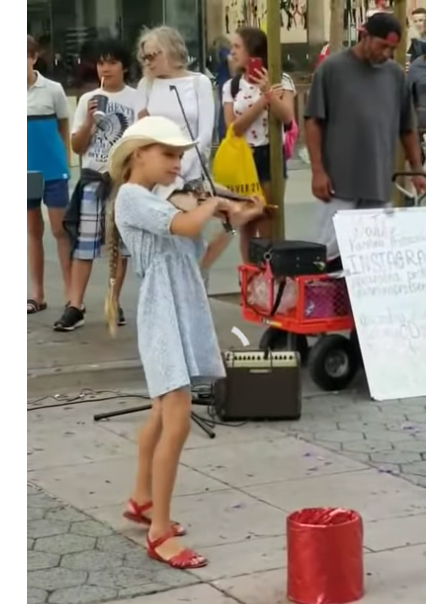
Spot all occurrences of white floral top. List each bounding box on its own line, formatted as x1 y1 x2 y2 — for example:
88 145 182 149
222 73 295 147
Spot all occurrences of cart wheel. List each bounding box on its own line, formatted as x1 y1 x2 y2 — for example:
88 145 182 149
308 335 359 391
259 327 309 365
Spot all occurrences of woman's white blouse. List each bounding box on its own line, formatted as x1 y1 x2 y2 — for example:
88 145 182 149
222 74 295 147
138 74 215 182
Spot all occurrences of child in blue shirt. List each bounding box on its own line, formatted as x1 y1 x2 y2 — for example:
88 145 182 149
27 35 71 315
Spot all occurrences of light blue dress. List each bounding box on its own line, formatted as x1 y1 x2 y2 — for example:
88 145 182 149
115 183 225 398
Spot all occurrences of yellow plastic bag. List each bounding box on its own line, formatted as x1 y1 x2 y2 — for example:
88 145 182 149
212 126 264 200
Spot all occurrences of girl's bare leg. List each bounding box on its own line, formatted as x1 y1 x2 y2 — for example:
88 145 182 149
113 256 128 307
260 181 285 239
255 214 273 239
131 399 162 505
149 387 198 559
239 178 284 261
48 208 71 302
239 221 257 263
27 208 45 305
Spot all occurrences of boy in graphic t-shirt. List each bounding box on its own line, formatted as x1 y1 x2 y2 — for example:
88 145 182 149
54 39 146 332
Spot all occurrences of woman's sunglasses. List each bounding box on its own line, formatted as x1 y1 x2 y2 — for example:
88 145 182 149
141 50 162 62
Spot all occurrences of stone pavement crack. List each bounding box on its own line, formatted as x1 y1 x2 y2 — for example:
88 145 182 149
27 484 200 604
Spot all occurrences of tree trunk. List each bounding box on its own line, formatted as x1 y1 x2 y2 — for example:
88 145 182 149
393 0 408 68
307 0 326 67
329 0 344 54
267 0 284 238
393 0 408 207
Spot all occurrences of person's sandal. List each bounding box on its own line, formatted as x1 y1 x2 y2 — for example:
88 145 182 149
147 530 207 569
123 499 186 536
27 299 47 314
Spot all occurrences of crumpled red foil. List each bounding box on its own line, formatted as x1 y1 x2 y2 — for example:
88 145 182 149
287 507 364 604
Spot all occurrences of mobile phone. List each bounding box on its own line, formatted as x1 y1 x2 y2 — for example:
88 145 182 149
247 57 263 81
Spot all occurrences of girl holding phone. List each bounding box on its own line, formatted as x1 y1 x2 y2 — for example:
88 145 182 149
223 26 295 261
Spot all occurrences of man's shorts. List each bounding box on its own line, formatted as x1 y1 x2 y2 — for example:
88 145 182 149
72 182 129 261
316 198 389 261
27 178 69 211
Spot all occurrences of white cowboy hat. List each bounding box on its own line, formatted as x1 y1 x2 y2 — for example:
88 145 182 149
107 115 197 179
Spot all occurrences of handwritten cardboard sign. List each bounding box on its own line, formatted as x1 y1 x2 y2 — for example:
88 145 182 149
334 208 426 401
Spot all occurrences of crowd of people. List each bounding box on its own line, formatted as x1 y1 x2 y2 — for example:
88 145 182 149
27 12 426 569
27 25 293 330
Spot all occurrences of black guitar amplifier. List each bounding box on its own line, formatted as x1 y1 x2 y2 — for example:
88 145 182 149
249 239 327 277
213 350 302 421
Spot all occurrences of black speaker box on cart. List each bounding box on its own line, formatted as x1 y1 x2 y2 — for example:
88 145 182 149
249 239 327 277
213 350 302 421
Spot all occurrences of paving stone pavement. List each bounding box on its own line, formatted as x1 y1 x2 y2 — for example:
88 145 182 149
273 384 426 488
27 390 426 604
27 485 199 604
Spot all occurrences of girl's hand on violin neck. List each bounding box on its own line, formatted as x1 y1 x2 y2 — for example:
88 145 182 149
248 196 265 212
241 196 265 218
229 197 265 228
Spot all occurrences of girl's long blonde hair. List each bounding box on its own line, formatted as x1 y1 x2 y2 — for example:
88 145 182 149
105 161 132 336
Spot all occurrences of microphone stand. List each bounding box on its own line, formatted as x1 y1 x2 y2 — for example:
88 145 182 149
169 83 234 233
93 384 217 439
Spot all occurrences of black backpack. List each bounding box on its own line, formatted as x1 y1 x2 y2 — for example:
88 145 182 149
230 74 242 100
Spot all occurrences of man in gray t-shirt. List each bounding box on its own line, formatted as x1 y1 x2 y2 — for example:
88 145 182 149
305 12 425 262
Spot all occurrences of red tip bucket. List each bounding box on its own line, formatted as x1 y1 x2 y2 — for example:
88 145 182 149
287 507 364 604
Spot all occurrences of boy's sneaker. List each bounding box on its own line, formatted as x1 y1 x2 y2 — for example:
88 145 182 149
65 302 86 314
53 306 85 332
117 307 126 326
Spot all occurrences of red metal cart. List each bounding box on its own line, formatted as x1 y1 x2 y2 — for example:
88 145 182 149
238 263 360 391
238 172 426 391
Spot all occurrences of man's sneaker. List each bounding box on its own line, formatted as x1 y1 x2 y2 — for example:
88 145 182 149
53 306 85 332
117 307 126 326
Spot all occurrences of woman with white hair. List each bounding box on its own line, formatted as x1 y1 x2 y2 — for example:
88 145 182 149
137 26 215 187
